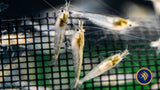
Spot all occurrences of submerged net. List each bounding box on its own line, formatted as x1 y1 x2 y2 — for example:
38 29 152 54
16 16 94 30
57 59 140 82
0 12 160 90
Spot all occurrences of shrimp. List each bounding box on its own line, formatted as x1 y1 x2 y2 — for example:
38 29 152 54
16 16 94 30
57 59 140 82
71 20 85 89
75 49 129 89
71 11 138 33
50 1 70 66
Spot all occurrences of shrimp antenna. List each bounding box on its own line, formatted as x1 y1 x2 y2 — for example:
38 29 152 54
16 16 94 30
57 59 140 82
78 20 84 29
125 56 143 68
79 20 81 28
42 0 57 11
64 0 71 11
144 0 153 1
67 0 72 5
125 42 129 50
72 20 84 31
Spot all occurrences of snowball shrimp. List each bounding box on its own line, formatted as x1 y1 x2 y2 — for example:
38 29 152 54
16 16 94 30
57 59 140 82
71 11 138 34
50 1 70 66
73 49 129 89
71 20 85 89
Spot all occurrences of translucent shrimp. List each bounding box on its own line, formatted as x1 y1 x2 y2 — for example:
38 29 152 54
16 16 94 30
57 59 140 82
75 49 129 89
71 11 138 34
71 20 85 89
50 1 70 66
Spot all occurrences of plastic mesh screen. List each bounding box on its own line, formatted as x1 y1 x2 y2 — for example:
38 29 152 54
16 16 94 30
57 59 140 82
0 13 160 90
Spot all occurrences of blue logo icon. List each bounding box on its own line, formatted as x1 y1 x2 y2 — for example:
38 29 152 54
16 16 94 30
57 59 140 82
136 68 153 85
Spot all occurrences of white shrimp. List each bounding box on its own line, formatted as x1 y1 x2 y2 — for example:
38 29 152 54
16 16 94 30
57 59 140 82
71 11 138 34
75 49 129 89
50 1 70 66
71 20 85 89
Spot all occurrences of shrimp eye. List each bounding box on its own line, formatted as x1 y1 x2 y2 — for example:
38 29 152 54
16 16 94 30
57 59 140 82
61 10 64 12
77 29 79 31
129 24 132 27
